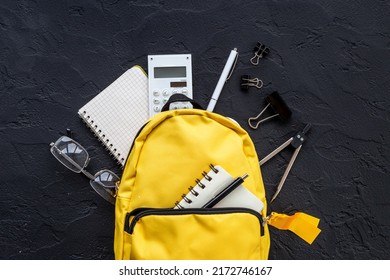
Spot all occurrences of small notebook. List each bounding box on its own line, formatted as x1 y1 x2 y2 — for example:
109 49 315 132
174 165 264 213
78 65 148 166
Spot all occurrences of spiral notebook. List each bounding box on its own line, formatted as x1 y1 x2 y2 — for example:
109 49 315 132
174 165 264 213
78 65 148 166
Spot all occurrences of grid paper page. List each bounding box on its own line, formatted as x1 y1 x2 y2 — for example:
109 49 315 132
78 66 148 166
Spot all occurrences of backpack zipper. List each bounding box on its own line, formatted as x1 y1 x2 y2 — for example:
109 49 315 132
125 207 264 236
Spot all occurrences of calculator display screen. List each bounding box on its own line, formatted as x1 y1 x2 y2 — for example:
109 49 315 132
171 81 187 87
154 66 186 78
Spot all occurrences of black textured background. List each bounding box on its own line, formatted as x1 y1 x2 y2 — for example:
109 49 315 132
0 0 389 260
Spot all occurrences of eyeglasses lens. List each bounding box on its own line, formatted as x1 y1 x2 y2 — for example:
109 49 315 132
90 170 119 205
92 170 119 189
50 136 88 173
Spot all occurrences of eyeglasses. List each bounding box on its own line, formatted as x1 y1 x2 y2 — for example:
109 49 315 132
50 135 120 205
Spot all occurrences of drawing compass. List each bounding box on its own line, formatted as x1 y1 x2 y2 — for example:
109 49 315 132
260 124 311 202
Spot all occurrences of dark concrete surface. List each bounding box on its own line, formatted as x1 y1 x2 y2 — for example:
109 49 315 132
0 0 389 260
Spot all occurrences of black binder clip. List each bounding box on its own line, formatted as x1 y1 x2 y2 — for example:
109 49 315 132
250 42 270 65
248 91 292 129
240 75 263 91
260 124 312 202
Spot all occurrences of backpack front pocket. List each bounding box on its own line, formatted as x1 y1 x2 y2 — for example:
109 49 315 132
123 207 264 260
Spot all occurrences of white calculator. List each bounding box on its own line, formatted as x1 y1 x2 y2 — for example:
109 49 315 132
147 54 193 117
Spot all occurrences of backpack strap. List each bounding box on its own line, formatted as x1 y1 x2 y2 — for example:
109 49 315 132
161 94 204 112
266 212 321 245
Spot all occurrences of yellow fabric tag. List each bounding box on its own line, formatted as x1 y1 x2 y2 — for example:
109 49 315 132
268 212 321 244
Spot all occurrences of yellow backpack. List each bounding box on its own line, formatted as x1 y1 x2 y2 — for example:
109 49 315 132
114 97 320 260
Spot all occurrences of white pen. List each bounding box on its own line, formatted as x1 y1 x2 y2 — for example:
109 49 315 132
207 48 238 111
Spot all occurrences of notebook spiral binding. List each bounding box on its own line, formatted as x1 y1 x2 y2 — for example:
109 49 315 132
79 110 125 167
174 164 219 209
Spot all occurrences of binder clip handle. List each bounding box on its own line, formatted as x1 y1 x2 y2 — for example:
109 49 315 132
250 42 270 65
247 92 292 129
240 75 263 91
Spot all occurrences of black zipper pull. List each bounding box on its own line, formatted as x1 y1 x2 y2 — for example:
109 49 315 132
124 208 153 233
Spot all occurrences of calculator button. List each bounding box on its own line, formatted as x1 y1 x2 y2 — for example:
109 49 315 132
172 89 179 94
153 98 160 104
163 98 169 104
153 105 160 112
182 89 188 95
153 90 159 96
162 89 170 96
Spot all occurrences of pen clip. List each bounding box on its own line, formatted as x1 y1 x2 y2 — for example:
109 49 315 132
226 48 238 81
